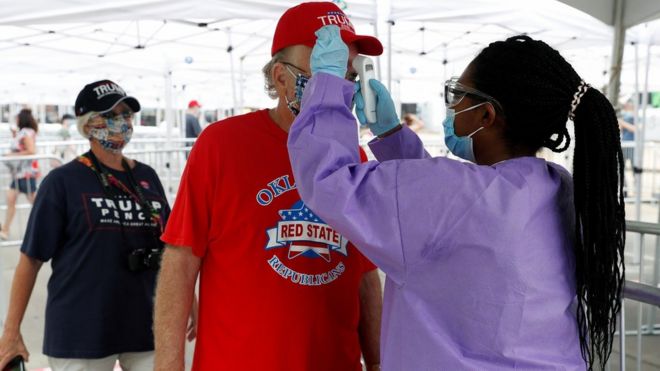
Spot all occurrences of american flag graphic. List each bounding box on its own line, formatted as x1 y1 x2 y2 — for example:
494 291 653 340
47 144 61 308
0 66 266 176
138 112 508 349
279 204 332 262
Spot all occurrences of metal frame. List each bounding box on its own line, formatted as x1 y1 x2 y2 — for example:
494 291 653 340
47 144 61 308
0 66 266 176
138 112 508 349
615 220 660 371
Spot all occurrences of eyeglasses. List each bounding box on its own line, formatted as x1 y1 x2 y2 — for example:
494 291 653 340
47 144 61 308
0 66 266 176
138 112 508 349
93 110 134 122
280 61 311 79
444 77 503 112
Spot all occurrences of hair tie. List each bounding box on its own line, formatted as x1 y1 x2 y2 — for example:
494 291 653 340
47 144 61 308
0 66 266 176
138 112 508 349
568 81 590 121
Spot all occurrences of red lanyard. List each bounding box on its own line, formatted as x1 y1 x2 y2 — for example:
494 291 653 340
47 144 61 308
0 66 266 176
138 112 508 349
78 152 164 234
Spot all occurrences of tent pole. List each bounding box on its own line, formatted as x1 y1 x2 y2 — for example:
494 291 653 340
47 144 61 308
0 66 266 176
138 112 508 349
387 20 393 91
373 0 381 81
227 28 238 115
607 0 626 105
239 56 245 111
639 41 652 198
633 40 642 222
164 66 174 198
164 68 174 142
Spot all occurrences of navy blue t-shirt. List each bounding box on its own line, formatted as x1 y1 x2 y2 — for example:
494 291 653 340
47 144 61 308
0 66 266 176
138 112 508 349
21 158 170 358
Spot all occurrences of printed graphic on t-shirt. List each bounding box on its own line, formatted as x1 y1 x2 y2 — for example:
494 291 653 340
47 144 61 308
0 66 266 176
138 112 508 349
266 200 348 261
265 200 350 286
83 193 163 230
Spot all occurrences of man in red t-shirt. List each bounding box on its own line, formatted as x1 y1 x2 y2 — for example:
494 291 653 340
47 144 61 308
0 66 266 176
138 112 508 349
154 3 384 371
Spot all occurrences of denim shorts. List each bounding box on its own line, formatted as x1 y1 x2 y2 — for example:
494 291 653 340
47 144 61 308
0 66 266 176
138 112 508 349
10 177 37 194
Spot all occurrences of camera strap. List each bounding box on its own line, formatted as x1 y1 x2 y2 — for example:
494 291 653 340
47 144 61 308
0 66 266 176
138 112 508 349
78 151 164 234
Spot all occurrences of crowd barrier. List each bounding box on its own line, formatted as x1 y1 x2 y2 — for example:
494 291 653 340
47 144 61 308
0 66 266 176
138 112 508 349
608 220 660 371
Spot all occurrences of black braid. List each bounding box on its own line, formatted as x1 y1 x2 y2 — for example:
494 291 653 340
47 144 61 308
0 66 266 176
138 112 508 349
470 35 625 370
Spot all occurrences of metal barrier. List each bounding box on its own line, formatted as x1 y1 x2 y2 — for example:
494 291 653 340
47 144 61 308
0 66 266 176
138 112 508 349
610 220 660 371
0 144 192 247
123 147 192 202
0 154 64 246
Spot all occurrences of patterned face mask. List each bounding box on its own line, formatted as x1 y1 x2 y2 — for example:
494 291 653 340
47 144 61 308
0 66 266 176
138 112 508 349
89 113 133 153
283 63 310 116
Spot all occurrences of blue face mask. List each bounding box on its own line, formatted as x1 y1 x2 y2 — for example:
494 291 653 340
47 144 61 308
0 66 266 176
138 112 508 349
443 102 488 162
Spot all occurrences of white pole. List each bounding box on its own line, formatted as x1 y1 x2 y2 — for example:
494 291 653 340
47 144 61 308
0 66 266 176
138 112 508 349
634 40 642 221
165 68 174 142
374 0 389 82
607 0 626 105
164 66 174 196
387 20 393 91
227 28 239 115
373 0 379 80
239 56 245 111
635 41 652 225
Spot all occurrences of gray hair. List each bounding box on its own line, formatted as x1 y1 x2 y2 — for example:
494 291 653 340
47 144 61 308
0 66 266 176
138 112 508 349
76 111 95 139
262 49 289 100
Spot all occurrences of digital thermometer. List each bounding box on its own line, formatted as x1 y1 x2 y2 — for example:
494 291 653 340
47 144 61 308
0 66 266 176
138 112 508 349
352 55 377 123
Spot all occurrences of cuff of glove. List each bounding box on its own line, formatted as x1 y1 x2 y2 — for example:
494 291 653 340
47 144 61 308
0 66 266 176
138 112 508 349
311 66 347 79
376 124 403 139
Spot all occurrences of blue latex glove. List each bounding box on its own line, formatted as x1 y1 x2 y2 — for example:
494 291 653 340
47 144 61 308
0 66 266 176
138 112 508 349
354 79 400 136
311 25 348 78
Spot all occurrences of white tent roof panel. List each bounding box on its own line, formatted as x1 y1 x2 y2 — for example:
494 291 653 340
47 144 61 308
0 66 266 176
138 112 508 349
0 0 658 110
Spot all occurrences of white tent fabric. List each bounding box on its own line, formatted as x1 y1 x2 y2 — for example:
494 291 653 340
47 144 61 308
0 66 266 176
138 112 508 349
558 0 660 28
0 0 658 113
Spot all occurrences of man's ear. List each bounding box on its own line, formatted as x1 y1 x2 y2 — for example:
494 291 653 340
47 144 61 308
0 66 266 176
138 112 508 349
273 62 289 95
481 102 497 128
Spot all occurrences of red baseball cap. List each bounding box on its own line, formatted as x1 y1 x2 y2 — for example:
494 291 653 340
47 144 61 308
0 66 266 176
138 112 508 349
188 100 201 108
271 2 383 56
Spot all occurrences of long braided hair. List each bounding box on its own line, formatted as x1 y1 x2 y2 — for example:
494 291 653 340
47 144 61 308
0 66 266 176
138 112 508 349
469 35 625 369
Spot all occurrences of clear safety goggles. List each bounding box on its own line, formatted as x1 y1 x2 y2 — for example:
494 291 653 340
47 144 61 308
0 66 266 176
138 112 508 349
281 61 311 80
444 77 503 112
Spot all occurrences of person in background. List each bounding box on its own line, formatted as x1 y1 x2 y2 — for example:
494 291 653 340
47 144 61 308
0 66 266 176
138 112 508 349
402 113 424 132
185 100 203 140
0 80 184 371
1 109 39 240
54 113 77 162
618 101 635 141
154 3 383 371
57 114 75 141
289 28 625 370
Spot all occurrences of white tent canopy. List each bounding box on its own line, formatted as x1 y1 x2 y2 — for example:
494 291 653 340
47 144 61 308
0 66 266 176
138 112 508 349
0 0 658 112
559 0 660 28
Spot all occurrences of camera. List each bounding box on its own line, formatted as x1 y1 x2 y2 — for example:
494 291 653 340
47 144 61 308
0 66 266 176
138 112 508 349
127 248 163 272
2 356 25 371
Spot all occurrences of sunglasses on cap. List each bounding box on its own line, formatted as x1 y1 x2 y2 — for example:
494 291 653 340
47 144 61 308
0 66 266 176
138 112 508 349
444 77 503 112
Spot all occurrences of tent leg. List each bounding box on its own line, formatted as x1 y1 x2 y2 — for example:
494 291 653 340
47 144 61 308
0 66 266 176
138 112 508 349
607 0 625 105
227 28 238 115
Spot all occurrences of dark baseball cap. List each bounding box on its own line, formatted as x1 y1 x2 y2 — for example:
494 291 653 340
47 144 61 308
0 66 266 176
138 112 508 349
74 80 140 117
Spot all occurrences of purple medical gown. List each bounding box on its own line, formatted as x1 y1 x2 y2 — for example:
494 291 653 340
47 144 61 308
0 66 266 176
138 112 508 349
288 73 585 370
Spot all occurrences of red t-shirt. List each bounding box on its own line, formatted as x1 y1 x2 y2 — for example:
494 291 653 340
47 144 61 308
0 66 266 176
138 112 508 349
162 109 376 371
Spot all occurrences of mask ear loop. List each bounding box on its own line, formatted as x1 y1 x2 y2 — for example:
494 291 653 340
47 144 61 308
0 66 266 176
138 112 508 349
285 95 300 115
456 102 493 138
283 65 309 116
